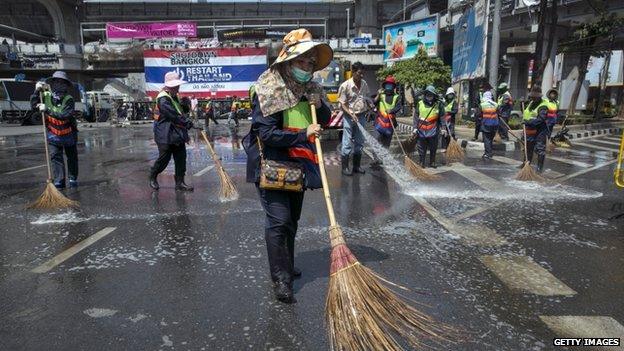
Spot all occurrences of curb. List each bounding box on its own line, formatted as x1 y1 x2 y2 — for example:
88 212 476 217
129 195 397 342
566 127 623 141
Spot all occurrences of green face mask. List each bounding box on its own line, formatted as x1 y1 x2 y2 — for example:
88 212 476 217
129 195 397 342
291 66 312 83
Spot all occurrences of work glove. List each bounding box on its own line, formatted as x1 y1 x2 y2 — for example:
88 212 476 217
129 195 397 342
412 128 418 135
35 82 47 92
38 104 47 112
441 129 448 137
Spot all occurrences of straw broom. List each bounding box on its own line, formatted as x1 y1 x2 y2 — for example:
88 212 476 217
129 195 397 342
516 125 545 182
27 92 78 210
444 123 464 163
199 130 238 201
311 105 451 350
390 120 440 181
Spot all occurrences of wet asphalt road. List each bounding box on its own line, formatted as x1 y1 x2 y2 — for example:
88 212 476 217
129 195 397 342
0 122 622 351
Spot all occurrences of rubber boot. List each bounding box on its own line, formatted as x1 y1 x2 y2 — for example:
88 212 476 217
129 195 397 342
175 176 194 191
429 154 437 169
419 153 427 168
537 155 545 173
352 154 365 174
341 155 352 176
149 173 159 190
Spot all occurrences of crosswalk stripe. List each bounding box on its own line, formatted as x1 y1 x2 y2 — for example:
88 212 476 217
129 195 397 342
557 159 618 182
573 142 620 153
451 163 503 190
492 155 523 166
547 155 592 168
601 136 622 142
193 165 215 177
557 147 613 160
116 145 133 151
592 139 622 147
480 255 576 296
32 227 117 274
3 164 46 175
540 316 624 346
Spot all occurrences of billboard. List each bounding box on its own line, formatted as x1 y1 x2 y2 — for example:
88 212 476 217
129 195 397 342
143 48 268 99
586 50 624 86
382 15 439 62
451 0 489 82
106 22 197 40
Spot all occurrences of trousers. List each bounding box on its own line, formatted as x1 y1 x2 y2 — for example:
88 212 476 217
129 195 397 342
49 143 78 185
151 143 187 178
257 187 305 285
341 113 366 157
482 130 496 157
417 135 438 165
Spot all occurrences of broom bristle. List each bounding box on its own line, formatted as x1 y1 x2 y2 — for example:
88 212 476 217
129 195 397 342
404 156 440 181
326 226 454 351
546 141 556 153
216 165 238 201
401 134 418 154
445 138 465 163
27 181 78 210
515 162 546 182
494 133 502 143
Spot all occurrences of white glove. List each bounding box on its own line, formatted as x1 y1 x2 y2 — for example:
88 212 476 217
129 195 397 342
38 104 47 112
36 82 46 91
441 129 448 136
412 128 418 134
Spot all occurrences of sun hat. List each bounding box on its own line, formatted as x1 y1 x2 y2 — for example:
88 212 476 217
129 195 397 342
272 29 333 71
164 71 186 88
45 71 72 86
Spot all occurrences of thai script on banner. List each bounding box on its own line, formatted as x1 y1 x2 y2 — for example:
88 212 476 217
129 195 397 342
106 22 197 40
143 48 268 99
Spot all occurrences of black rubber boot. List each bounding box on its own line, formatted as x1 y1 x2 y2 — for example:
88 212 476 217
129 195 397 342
537 155 545 173
273 281 295 303
419 154 427 168
352 154 365 174
341 155 352 176
175 176 194 191
149 173 159 190
429 154 437 168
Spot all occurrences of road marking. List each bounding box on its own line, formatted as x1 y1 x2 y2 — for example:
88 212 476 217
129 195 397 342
547 155 592 168
193 164 215 177
31 227 117 274
602 136 622 142
451 163 503 190
415 197 507 246
479 255 576 296
573 142 620 153
452 202 502 221
116 145 133 151
1 144 35 150
558 147 613 160
540 316 624 350
3 164 46 175
592 139 622 147
557 159 617 182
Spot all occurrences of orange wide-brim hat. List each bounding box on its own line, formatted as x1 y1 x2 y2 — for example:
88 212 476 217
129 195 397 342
272 29 333 72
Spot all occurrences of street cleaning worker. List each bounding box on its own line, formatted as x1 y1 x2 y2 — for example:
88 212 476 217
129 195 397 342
473 82 491 141
149 71 194 191
203 97 218 129
228 95 241 126
373 75 402 149
496 83 513 141
242 29 332 303
30 71 78 189
413 85 444 168
545 88 559 137
338 61 369 176
480 89 499 159
523 87 550 172
442 87 458 149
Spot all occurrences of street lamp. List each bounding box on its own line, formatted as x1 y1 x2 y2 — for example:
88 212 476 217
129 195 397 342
346 8 350 41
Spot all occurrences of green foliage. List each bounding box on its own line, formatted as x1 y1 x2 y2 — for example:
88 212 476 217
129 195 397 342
376 49 451 91
561 13 624 57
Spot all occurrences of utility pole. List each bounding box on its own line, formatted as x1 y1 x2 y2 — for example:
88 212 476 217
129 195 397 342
489 0 501 90
346 8 350 42
403 0 407 21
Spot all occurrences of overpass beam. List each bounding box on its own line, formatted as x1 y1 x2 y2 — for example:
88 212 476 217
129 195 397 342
355 0 379 36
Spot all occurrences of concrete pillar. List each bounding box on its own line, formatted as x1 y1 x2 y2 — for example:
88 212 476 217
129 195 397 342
354 0 379 37
541 27 559 93
37 0 81 44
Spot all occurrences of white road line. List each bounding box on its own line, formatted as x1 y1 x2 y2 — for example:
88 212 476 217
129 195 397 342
592 139 622 147
480 255 576 296
557 159 617 182
451 163 503 190
547 155 592 168
193 164 215 177
453 202 503 221
602 136 622 142
31 227 117 274
116 145 133 151
3 164 46 175
558 147 613 160
573 142 620 153
1 144 35 150
492 155 523 166
540 316 624 350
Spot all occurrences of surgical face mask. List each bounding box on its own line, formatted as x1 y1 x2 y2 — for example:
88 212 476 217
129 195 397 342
51 81 68 94
383 84 394 92
425 94 434 103
291 66 312 83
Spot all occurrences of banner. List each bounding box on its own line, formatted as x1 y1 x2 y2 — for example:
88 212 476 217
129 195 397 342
382 15 439 63
143 48 268 98
451 0 488 82
107 22 197 40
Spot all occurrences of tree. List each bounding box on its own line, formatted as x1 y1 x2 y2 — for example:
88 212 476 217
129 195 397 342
531 0 558 91
376 49 451 91
561 12 624 116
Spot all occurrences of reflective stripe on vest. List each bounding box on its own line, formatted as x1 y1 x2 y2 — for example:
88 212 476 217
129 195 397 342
154 90 183 120
497 91 513 106
283 101 317 164
417 100 439 131
43 92 74 136
444 99 455 122
546 99 558 120
377 94 398 129
480 101 497 120
249 84 256 102
523 99 549 136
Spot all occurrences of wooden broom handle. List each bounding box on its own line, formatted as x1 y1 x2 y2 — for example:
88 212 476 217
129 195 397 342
200 130 221 165
39 92 53 180
523 125 529 162
310 104 338 227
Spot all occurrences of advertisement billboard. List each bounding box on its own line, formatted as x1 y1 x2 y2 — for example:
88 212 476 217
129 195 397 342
451 0 489 82
382 15 439 62
143 47 268 99
106 22 197 40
